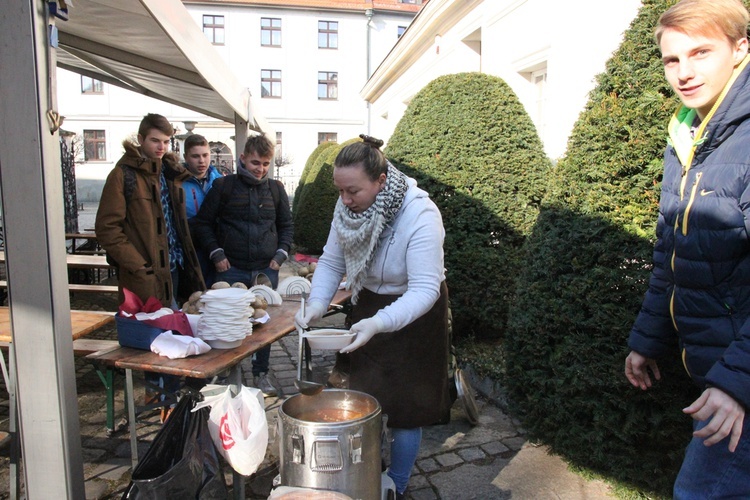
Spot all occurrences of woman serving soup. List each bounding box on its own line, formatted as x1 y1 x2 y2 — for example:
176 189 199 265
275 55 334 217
295 135 453 499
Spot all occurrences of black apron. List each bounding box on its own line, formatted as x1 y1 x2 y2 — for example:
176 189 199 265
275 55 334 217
335 281 453 428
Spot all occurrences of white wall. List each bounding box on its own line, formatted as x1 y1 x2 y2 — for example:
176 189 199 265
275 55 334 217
57 69 233 187
367 0 643 160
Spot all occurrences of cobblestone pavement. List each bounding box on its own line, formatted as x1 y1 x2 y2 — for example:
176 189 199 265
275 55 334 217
0 259 615 499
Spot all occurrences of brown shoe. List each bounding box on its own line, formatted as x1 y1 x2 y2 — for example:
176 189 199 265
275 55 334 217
160 406 174 424
144 390 160 407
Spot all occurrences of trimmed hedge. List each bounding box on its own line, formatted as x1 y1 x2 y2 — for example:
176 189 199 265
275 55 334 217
385 72 551 340
503 0 750 494
293 141 338 211
293 138 359 254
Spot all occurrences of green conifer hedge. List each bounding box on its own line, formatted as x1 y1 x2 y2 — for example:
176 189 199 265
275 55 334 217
293 141 337 212
293 138 359 254
385 72 551 340
503 0 750 494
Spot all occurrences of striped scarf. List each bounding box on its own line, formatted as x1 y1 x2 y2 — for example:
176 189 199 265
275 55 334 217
333 162 408 303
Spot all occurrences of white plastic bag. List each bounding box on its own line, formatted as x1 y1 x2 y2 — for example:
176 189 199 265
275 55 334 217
193 384 269 476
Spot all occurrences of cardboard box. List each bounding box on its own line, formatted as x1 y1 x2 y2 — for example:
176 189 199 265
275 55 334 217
115 314 166 350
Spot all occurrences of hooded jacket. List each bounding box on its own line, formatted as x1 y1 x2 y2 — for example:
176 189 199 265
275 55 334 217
190 162 293 272
183 165 223 218
629 56 750 409
95 141 205 307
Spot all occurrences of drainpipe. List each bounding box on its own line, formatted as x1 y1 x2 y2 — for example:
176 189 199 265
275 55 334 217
365 8 374 134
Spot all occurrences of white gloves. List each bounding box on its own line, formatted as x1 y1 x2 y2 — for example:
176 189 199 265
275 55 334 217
294 302 327 330
340 316 385 353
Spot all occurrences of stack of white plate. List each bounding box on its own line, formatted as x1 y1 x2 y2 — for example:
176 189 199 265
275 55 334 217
197 288 255 349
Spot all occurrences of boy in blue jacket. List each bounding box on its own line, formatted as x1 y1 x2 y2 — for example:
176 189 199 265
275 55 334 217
626 0 750 496
182 134 222 285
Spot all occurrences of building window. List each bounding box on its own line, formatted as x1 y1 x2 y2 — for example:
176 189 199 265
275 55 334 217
318 71 338 100
318 132 337 144
81 76 103 94
261 69 282 98
397 26 407 38
276 131 283 157
318 21 338 49
83 130 106 161
399 0 422 4
261 18 281 47
532 69 548 141
203 15 225 45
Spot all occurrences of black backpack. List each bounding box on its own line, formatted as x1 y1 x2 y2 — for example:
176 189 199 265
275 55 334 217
104 165 138 269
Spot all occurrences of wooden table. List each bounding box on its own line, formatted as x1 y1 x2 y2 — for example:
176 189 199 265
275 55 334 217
0 250 111 270
0 307 115 500
66 233 103 255
0 250 114 287
87 289 352 477
0 307 114 342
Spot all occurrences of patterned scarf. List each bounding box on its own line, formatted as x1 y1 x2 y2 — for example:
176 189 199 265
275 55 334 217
333 162 408 303
160 172 184 272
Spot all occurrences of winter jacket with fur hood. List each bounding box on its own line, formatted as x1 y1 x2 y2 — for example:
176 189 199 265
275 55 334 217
95 141 205 307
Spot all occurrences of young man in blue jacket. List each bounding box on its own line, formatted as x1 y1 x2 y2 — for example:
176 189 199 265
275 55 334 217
183 134 223 219
626 0 750 496
182 134 222 286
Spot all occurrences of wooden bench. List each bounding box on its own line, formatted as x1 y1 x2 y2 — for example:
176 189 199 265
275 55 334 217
0 338 118 356
0 338 121 433
0 281 118 294
71 338 120 356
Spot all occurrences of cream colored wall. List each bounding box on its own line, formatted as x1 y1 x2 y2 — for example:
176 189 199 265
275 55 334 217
368 0 643 160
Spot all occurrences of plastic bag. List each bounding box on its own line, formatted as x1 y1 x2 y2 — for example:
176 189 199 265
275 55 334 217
194 384 269 476
121 394 228 499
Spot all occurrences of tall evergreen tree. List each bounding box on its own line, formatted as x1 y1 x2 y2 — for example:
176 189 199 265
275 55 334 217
386 72 550 340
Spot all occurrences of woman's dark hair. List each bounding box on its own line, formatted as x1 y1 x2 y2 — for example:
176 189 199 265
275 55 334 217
334 134 387 180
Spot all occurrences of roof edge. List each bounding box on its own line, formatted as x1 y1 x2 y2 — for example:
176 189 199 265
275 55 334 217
361 0 481 102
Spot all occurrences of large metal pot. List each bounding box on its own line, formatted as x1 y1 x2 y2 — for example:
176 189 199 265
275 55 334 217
278 389 382 500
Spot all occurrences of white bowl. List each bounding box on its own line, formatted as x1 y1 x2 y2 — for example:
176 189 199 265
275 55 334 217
200 288 254 302
302 328 355 350
277 276 312 297
204 338 243 349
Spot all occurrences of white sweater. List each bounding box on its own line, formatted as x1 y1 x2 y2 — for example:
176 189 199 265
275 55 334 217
308 178 445 332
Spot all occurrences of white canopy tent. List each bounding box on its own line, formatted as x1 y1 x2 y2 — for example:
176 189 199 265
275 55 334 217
0 1 270 497
57 0 260 126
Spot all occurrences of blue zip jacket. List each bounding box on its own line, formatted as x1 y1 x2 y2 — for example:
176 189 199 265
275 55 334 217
629 56 750 409
183 165 223 218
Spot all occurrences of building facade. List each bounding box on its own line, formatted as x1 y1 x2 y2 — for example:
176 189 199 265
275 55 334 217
362 0 643 160
56 0 423 201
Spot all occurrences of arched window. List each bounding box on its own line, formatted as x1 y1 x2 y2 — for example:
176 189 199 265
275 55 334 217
209 142 233 175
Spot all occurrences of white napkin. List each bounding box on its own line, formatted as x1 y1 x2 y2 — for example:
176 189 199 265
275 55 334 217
151 331 211 359
249 311 270 324
134 307 174 321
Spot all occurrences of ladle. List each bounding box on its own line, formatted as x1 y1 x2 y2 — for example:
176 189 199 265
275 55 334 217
295 292 325 396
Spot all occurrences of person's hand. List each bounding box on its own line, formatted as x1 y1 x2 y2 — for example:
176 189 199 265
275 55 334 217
625 351 661 390
294 302 326 330
214 258 231 273
340 317 385 353
685 387 745 452
268 260 281 271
